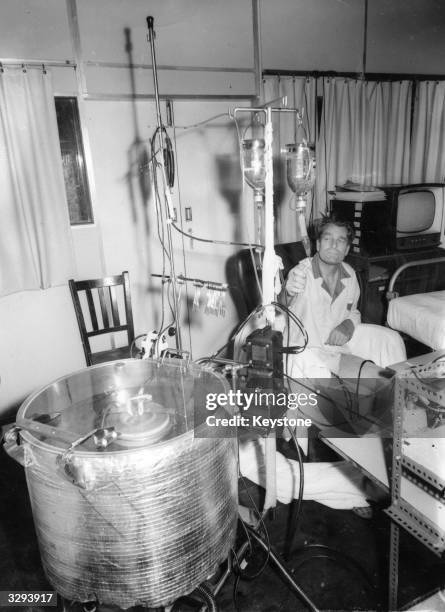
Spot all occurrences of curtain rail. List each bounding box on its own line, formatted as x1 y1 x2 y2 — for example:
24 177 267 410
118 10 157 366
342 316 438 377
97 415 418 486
0 58 75 68
84 61 254 73
263 69 445 82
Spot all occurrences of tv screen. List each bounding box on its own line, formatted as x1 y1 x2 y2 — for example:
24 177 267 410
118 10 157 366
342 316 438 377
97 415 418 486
397 190 435 233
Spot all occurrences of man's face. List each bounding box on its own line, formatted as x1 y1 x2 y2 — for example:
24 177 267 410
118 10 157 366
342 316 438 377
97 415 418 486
316 224 350 265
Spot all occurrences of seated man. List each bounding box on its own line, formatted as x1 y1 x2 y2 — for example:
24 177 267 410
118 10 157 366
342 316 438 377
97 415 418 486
282 214 406 377
239 214 404 511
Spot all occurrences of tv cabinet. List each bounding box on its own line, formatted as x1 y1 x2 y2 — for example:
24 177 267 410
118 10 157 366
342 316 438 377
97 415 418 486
346 247 445 325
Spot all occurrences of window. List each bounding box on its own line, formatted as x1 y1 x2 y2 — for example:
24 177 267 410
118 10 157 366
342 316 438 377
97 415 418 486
55 97 93 225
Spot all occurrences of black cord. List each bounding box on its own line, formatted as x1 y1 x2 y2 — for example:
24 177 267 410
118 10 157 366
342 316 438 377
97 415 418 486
271 301 309 353
171 106 193 354
330 371 354 418
151 134 174 333
282 372 349 428
283 425 305 559
291 550 376 593
130 333 147 358
151 126 175 187
355 359 376 412
171 219 264 250
237 474 271 580
231 547 242 612
430 353 445 364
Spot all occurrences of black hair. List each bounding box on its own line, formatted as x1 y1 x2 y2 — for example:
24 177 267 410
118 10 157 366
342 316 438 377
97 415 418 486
315 213 354 245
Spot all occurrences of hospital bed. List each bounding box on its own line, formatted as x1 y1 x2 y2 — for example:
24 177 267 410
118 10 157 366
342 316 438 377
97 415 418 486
387 256 445 351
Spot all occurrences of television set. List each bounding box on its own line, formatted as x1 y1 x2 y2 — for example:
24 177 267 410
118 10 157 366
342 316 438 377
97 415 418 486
331 183 445 256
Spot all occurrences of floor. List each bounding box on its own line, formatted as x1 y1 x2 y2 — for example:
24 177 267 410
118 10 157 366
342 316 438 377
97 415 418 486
1 436 444 612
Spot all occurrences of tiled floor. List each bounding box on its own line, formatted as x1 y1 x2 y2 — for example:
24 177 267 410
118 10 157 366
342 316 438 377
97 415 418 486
0 439 443 612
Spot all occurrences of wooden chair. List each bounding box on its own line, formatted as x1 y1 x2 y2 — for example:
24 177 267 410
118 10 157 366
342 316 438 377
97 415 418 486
69 271 135 366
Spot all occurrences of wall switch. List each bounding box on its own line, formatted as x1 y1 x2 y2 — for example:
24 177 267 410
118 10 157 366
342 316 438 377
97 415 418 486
185 207 192 221
166 99 173 127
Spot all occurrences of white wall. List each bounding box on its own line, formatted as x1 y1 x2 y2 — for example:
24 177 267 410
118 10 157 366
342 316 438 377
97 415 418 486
261 0 445 74
0 0 444 416
0 0 254 415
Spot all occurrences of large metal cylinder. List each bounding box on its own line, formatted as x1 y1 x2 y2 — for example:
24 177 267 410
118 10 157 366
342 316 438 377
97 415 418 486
14 359 238 609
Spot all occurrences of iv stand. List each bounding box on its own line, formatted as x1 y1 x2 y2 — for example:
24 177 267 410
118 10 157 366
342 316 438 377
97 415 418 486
233 105 305 516
146 16 182 351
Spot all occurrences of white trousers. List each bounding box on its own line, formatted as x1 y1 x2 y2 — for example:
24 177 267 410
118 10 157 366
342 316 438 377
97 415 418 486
239 437 370 510
288 323 406 378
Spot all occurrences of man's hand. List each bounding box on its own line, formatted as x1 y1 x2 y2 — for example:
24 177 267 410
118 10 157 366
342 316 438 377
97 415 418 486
326 327 349 346
326 319 354 346
285 264 307 296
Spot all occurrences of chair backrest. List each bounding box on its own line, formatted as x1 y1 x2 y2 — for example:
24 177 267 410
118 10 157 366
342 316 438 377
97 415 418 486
226 241 363 320
69 271 135 366
226 242 309 320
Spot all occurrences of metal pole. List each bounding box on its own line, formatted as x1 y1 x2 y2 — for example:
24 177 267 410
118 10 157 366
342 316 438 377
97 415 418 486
146 16 182 351
246 525 320 612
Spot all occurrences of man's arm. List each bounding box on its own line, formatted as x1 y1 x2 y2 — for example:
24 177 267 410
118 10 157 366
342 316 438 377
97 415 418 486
326 271 361 346
279 260 311 304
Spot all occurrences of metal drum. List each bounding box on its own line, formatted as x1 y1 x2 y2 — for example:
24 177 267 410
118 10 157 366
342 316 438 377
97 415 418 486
13 359 238 609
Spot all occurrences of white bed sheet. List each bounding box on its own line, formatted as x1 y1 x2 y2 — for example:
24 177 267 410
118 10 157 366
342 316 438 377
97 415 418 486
387 290 445 350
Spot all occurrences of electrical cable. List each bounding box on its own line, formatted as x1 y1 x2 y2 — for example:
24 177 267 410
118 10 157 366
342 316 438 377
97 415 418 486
355 359 376 413
237 474 271 579
170 219 264 250
271 301 308 353
291 551 376 594
231 548 242 612
282 372 349 428
150 126 174 187
151 133 175 334
330 371 354 418
130 333 147 358
168 112 231 131
171 102 193 355
283 424 305 560
405 365 445 408
170 582 218 612
430 353 445 364
194 583 218 612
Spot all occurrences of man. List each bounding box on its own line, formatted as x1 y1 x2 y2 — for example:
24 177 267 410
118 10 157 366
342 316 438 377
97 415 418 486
283 214 406 377
239 214 405 512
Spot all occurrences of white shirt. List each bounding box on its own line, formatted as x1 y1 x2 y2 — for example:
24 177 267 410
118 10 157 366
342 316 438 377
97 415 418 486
286 253 361 349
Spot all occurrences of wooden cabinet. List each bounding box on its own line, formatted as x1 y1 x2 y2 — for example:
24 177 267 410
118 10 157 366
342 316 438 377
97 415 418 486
346 248 445 325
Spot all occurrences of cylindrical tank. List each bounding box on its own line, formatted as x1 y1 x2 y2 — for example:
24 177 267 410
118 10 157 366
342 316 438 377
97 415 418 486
13 359 238 609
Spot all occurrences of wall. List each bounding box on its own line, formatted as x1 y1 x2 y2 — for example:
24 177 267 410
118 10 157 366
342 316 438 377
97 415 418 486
0 0 444 416
260 0 445 74
0 0 254 415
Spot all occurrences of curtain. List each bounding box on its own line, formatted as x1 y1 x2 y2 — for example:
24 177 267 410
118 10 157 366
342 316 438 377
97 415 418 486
410 80 445 183
0 67 74 296
316 78 412 217
263 76 317 243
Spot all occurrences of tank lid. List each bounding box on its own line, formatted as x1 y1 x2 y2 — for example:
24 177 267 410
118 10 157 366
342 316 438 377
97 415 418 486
16 358 228 453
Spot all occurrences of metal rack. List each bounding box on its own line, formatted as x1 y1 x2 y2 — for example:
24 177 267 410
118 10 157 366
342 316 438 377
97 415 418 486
386 359 445 609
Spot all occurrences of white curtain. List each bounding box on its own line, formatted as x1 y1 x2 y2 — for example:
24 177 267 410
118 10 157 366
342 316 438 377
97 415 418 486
410 80 445 183
0 67 74 296
263 76 317 243
316 78 412 217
